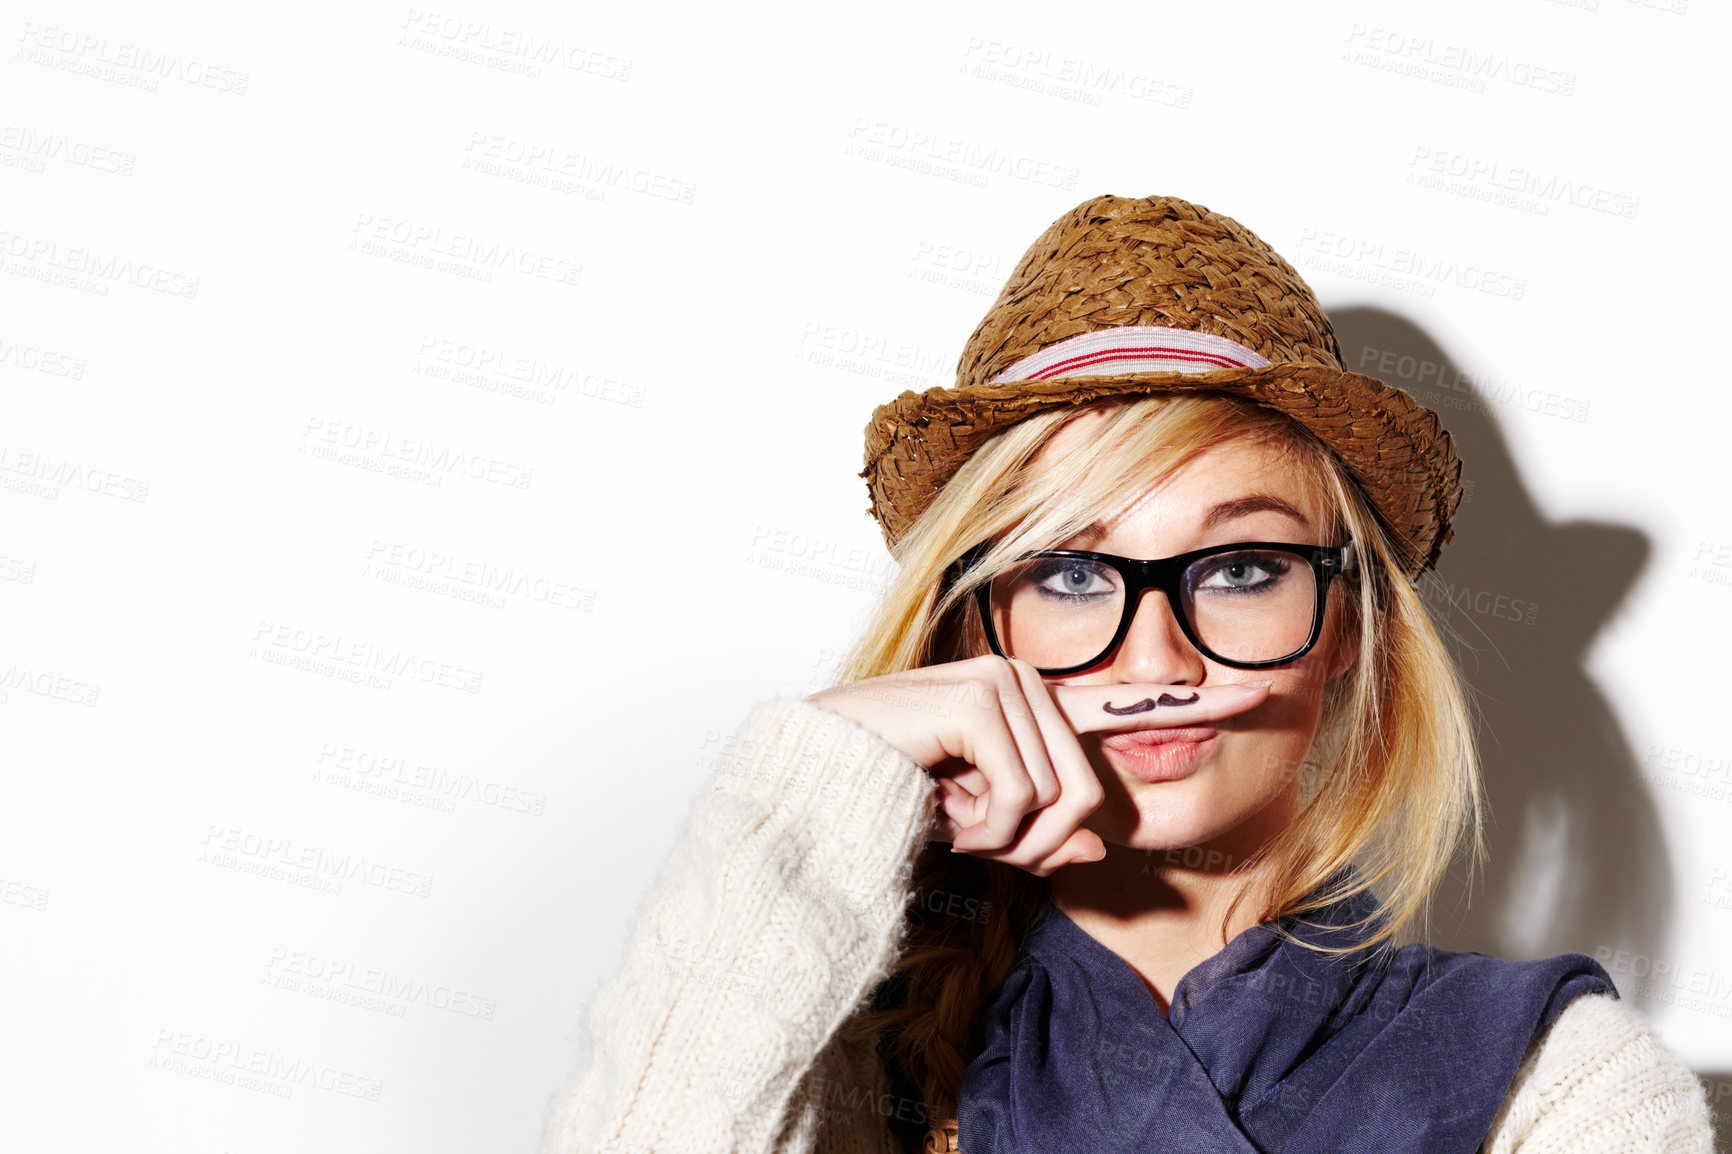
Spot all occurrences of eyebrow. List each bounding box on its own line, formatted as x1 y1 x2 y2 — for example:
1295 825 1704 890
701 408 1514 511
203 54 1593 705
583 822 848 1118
1070 493 1312 542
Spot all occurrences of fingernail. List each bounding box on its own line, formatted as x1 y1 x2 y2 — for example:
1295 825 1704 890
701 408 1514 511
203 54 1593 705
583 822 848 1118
1240 679 1274 688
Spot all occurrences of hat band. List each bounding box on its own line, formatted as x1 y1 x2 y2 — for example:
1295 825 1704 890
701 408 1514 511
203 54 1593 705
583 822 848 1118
987 325 1270 383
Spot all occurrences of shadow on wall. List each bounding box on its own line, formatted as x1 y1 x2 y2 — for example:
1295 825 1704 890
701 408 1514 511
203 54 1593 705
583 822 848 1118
1335 313 1732 1134
1330 309 1667 973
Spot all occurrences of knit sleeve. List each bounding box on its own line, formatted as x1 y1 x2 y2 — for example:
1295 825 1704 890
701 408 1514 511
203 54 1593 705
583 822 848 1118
1481 991 1717 1153
536 696 937 1154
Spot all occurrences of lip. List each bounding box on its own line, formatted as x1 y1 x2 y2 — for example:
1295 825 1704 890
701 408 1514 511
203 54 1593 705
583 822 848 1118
1098 727 1219 783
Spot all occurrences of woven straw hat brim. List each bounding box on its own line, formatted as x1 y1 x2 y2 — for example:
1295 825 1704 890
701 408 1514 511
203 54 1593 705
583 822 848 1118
861 362 1463 580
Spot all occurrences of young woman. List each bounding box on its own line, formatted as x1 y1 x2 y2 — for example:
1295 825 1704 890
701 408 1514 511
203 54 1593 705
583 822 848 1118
538 195 1714 1153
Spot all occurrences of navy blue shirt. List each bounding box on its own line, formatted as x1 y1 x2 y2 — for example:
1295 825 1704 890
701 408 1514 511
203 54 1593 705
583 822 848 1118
877 866 1615 1154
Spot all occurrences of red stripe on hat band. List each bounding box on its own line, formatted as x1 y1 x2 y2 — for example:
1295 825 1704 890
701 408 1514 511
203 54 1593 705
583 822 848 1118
986 325 1272 386
1029 346 1249 380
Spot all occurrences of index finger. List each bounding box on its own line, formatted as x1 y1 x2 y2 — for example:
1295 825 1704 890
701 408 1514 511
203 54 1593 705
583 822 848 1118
1050 680 1273 736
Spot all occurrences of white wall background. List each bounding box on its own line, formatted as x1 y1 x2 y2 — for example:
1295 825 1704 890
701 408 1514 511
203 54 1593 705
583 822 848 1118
3 0 1729 1149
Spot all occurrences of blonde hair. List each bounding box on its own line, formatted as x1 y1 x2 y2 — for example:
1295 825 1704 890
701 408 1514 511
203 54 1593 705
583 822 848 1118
831 392 1484 1124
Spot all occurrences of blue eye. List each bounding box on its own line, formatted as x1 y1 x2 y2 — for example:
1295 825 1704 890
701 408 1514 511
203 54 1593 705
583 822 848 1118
1029 559 1117 601
1192 552 1291 594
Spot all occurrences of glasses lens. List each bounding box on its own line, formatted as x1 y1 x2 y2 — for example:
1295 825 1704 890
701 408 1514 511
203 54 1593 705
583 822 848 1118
1180 548 1319 664
988 556 1125 671
986 548 1323 670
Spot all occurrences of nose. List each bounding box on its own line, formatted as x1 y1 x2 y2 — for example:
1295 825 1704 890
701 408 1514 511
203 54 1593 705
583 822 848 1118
1106 587 1206 686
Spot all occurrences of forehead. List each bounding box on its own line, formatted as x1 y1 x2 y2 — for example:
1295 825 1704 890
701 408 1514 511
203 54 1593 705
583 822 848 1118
1034 409 1333 533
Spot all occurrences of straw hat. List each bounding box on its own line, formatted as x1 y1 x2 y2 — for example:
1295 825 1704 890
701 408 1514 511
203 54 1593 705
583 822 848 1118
859 193 1464 579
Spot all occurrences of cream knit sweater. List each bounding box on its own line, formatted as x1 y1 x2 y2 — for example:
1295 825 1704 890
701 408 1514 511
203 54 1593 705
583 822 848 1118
538 697 1718 1154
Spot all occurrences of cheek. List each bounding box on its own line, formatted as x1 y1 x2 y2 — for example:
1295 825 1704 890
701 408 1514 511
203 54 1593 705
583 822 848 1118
1213 657 1331 769
1274 658 1332 715
1192 682 1324 827
1208 654 1330 726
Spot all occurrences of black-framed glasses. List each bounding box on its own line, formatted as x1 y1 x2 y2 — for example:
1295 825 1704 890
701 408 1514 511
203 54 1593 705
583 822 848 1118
944 538 1355 674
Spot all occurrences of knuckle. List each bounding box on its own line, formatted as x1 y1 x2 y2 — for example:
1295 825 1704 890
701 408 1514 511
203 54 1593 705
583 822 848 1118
963 674 1006 710
1062 790 1104 818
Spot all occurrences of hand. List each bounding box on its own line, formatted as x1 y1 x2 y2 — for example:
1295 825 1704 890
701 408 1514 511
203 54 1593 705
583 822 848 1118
806 656 1271 877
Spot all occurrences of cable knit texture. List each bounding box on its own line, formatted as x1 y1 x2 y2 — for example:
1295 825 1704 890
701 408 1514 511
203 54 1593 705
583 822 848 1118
537 697 1718 1154
537 697 937 1154
1483 991 1716 1153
